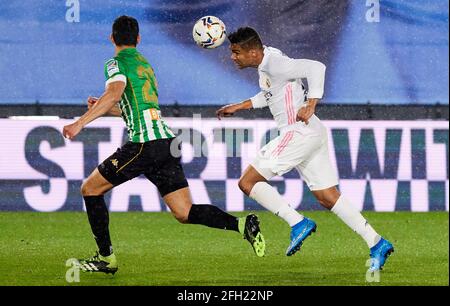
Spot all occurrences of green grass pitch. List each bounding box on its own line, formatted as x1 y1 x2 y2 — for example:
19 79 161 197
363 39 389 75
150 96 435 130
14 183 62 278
0 211 447 286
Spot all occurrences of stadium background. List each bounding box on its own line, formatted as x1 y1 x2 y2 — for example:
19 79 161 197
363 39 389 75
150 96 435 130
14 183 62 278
0 0 448 213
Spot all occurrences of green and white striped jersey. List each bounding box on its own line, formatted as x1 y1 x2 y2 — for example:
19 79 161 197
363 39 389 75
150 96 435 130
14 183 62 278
104 48 175 143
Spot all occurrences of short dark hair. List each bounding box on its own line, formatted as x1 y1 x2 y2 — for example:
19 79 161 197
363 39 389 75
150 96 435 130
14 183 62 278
227 27 263 50
112 15 139 46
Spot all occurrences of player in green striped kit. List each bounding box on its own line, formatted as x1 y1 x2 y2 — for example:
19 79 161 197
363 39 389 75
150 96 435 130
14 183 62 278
62 16 265 274
103 48 175 142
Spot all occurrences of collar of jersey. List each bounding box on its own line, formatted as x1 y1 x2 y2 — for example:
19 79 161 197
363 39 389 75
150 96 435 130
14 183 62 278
117 47 138 56
258 46 270 71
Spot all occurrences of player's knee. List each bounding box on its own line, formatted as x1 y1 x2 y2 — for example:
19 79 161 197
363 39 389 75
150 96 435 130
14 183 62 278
80 180 102 196
317 198 332 210
238 179 246 193
80 181 91 196
238 178 252 196
316 196 335 210
314 187 341 210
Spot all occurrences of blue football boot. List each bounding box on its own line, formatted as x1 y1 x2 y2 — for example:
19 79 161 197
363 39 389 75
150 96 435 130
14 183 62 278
368 238 394 272
286 217 317 256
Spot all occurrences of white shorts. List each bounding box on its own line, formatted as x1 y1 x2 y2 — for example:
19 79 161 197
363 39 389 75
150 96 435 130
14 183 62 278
251 129 339 191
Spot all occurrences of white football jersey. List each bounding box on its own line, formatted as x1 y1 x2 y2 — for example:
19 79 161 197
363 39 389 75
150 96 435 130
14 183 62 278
250 46 327 135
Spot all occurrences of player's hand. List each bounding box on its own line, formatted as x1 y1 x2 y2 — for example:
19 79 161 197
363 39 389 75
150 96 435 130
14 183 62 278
87 96 99 110
62 121 83 140
216 104 237 120
296 98 318 125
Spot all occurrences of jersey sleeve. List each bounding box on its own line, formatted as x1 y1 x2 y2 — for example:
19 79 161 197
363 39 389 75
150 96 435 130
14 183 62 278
104 58 127 87
268 56 326 99
250 91 268 109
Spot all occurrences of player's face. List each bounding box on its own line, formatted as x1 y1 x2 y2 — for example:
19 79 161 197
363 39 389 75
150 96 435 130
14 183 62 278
230 44 256 69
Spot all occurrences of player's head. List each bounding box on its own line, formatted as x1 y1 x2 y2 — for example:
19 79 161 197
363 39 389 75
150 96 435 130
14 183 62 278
111 15 140 47
228 27 263 69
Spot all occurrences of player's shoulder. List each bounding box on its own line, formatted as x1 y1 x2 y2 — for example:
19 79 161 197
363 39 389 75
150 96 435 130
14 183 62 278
261 46 291 72
104 56 124 68
265 46 284 56
104 57 125 78
265 46 291 61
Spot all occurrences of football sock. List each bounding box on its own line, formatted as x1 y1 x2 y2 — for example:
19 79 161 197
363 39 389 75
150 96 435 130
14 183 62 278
249 182 304 227
83 196 113 257
331 195 381 248
188 204 239 232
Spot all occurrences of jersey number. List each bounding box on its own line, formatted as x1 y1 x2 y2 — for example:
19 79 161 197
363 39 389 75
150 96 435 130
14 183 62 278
137 66 158 104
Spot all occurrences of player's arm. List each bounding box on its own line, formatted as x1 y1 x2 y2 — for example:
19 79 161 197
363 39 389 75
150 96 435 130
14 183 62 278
87 96 122 117
296 98 319 124
272 57 326 124
62 81 126 139
216 99 252 120
107 104 122 117
216 92 267 120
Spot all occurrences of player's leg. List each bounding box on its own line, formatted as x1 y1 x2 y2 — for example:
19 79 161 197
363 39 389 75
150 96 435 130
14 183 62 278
300 141 394 271
146 139 239 229
147 138 265 256
312 186 381 247
239 165 304 228
77 168 118 274
160 186 265 257
242 164 320 257
162 186 237 230
77 142 143 274
80 168 114 255
312 186 394 271
245 132 319 256
240 165 311 257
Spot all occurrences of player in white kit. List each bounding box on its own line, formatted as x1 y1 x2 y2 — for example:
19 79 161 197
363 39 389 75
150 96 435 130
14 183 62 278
216 27 393 272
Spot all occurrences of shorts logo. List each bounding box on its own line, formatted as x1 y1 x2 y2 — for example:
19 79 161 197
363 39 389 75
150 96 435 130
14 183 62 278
111 159 119 168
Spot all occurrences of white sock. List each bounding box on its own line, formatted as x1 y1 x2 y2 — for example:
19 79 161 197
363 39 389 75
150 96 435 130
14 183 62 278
249 182 304 226
331 195 381 248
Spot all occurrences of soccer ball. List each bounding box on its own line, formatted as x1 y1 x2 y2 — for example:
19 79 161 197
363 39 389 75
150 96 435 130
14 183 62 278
192 16 226 49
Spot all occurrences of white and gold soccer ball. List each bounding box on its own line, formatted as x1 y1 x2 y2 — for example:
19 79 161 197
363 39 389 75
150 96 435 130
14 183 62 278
192 16 226 49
